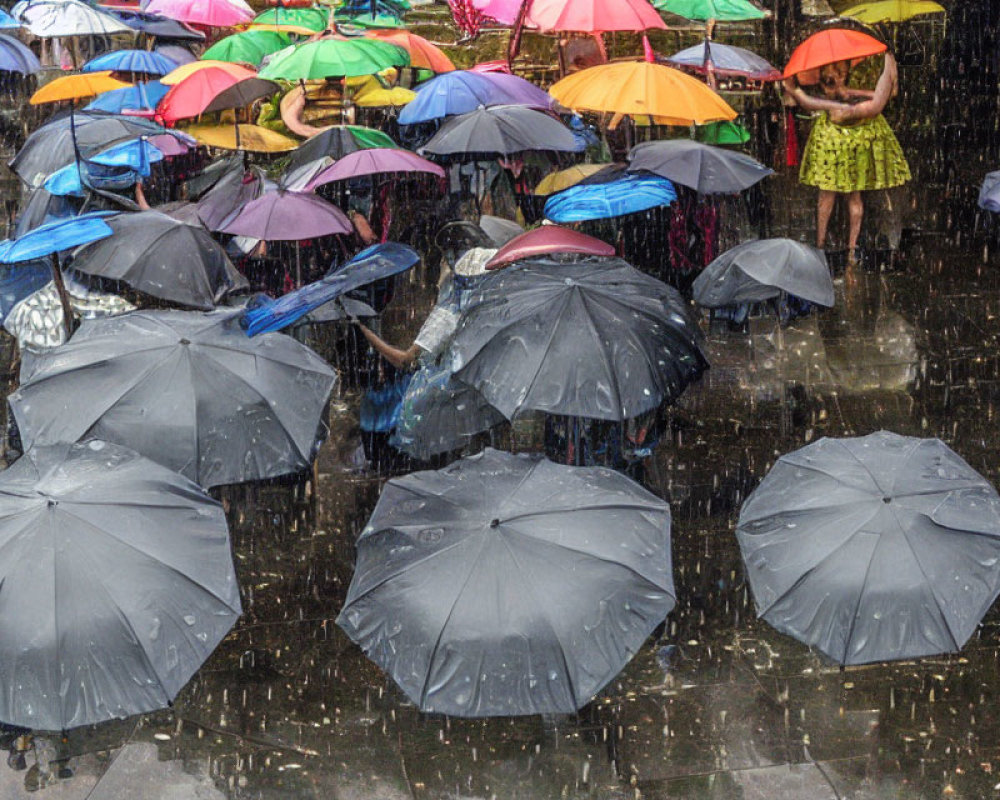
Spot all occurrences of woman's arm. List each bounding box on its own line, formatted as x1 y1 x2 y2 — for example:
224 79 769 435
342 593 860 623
829 54 898 123
782 78 851 113
356 322 420 369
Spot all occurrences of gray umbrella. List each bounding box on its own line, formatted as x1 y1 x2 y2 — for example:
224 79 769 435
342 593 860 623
450 256 708 421
68 211 248 310
627 139 773 194
0 440 241 731
692 238 834 308
737 431 1000 666
419 105 581 157
337 448 674 716
11 309 337 488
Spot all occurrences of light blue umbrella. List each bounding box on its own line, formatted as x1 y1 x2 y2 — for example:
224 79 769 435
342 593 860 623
0 33 40 73
84 80 170 114
399 70 551 126
544 173 677 223
0 8 20 28
44 139 164 197
82 49 176 75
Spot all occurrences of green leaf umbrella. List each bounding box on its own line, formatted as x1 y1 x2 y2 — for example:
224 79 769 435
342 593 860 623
654 0 766 21
250 6 329 34
259 38 410 80
201 30 291 66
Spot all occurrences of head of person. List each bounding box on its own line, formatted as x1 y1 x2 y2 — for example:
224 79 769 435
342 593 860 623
819 61 850 98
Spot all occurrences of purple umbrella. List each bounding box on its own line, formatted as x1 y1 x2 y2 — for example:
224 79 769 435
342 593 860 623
0 33 41 74
475 71 555 109
399 69 553 125
306 148 445 190
220 191 351 240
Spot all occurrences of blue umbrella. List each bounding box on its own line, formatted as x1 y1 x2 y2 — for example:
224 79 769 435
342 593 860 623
399 70 550 126
82 49 176 75
0 213 114 264
666 40 782 81
105 8 205 40
979 171 1000 213
84 80 169 114
241 242 419 336
0 33 41 74
0 261 53 323
544 173 677 223
0 9 21 29
44 138 164 197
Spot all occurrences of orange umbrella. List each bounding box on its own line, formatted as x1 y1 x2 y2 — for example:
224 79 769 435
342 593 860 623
161 60 256 86
549 60 736 125
365 30 455 72
783 29 887 83
29 72 132 105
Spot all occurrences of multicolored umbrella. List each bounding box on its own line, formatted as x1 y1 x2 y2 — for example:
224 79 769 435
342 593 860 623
0 33 41 74
82 49 177 76
218 190 351 240
249 5 328 35
654 0 766 21
259 37 409 80
30 72 132 105
201 30 290 65
144 0 254 28
365 29 454 72
783 29 887 82
306 148 444 189
525 0 666 32
161 59 255 85
485 226 615 269
842 0 945 23
158 68 275 123
183 123 298 152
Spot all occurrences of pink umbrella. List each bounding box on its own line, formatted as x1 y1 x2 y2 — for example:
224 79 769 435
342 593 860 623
471 60 512 74
144 0 254 28
306 148 445 190
219 191 352 241
485 225 615 269
472 0 519 24
525 0 666 32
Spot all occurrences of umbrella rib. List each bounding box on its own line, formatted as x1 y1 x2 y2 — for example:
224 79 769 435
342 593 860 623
839 529 885 665
500 501 671 527
578 289 625 419
834 439 891 497
516 288 577 417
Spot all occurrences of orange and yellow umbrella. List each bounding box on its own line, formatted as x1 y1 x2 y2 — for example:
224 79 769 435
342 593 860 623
549 61 736 126
161 60 256 86
182 123 299 152
365 30 455 73
30 72 132 105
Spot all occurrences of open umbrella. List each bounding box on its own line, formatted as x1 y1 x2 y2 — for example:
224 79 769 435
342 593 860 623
194 163 267 229
0 33 41 74
85 80 171 115
692 238 834 308
450 256 707 421
737 431 1000 665
249 5 329 35
201 30 290 65
0 440 241 731
30 72 132 105
485 226 615 269
161 59 255 86
783 29 887 82
544 171 677 223
259 38 409 80
666 40 781 80
144 0 254 27
628 139 773 194
217 190 351 239
0 8 19 27
306 148 444 189
338 448 674 716
398 70 551 125
12 0 132 36
654 0 766 20
366 29 454 72
842 0 945 23
420 105 580 157
533 164 608 196
69 211 248 310
108 7 206 40
82 49 177 76
43 137 164 197
11 309 338 488
549 61 737 125
158 68 276 123
979 171 1000 213
184 123 298 152
351 77 415 108
285 125 396 173
526 0 666 32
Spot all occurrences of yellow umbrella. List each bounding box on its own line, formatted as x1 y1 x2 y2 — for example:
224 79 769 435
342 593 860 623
29 72 132 105
162 60 256 86
352 76 415 107
842 0 945 23
183 123 299 152
549 60 737 126
534 164 608 195
246 21 320 35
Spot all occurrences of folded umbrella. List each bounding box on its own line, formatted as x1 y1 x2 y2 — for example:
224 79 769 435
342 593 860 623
628 139 773 194
420 105 580 157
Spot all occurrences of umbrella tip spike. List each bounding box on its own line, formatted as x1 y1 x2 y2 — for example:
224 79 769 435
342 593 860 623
490 518 501 528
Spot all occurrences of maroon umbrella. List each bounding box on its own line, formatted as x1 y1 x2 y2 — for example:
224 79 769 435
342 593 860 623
485 225 616 270
219 190 352 240
305 148 445 190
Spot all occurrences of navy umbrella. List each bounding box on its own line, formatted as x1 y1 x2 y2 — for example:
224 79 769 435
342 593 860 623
628 139 773 194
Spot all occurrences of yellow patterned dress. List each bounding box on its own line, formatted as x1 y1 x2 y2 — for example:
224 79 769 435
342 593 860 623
799 112 911 193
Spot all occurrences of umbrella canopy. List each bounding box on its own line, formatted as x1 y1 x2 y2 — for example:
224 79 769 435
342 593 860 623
43 137 164 197
158 68 274 123
85 80 170 114
194 164 267 230
285 125 396 173
201 30 290 65
666 40 781 80
82 49 177 76
161 59 255 85
0 440 241 731
485 226 615 269
692 238 834 308
525 0 666 32
109 8 206 40
420 105 580 157
366 29 454 72
259 38 409 80
217 190 351 239
0 33 41 74
12 0 132 36
399 69 551 125
69 211 248 310
450 257 707 421
337 447 675 716
352 77 415 107
0 213 113 263
654 0 766 21
737 431 1000 666
784 29 887 81
842 0 945 23
11 309 338 488
549 61 737 125
144 0 254 27
201 76 280 114
628 139 773 194
306 148 444 189
979 171 1000 213
0 8 19 27
533 163 608 195
250 5 329 34
30 72 132 105
183 123 298 152
544 172 677 223
696 119 750 145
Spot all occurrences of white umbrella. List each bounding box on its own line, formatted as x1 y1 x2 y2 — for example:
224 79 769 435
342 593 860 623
12 0 132 36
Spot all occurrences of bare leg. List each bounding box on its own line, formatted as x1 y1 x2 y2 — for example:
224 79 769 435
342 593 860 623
847 191 863 262
816 190 836 249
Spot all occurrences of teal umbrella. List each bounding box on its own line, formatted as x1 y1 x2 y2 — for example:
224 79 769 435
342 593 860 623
259 38 409 80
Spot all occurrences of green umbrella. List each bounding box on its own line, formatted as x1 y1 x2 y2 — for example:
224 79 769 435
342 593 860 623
201 30 291 65
259 38 409 80
251 6 328 33
654 0 766 20
696 120 751 145
340 13 407 28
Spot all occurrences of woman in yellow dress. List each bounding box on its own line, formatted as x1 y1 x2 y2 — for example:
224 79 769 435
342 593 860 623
784 52 910 264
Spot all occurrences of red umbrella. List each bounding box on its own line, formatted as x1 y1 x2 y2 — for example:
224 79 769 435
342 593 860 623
526 0 666 32
783 29 887 83
157 66 261 124
306 148 444 189
485 226 615 270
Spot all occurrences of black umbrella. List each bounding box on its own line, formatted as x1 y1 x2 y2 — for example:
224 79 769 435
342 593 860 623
450 256 709 421
11 309 338 488
692 238 834 308
69 211 248 310
419 105 581 157
284 125 397 177
194 164 269 232
202 77 281 115
0 440 241 730
337 448 675 716
627 139 773 194
737 431 1000 665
